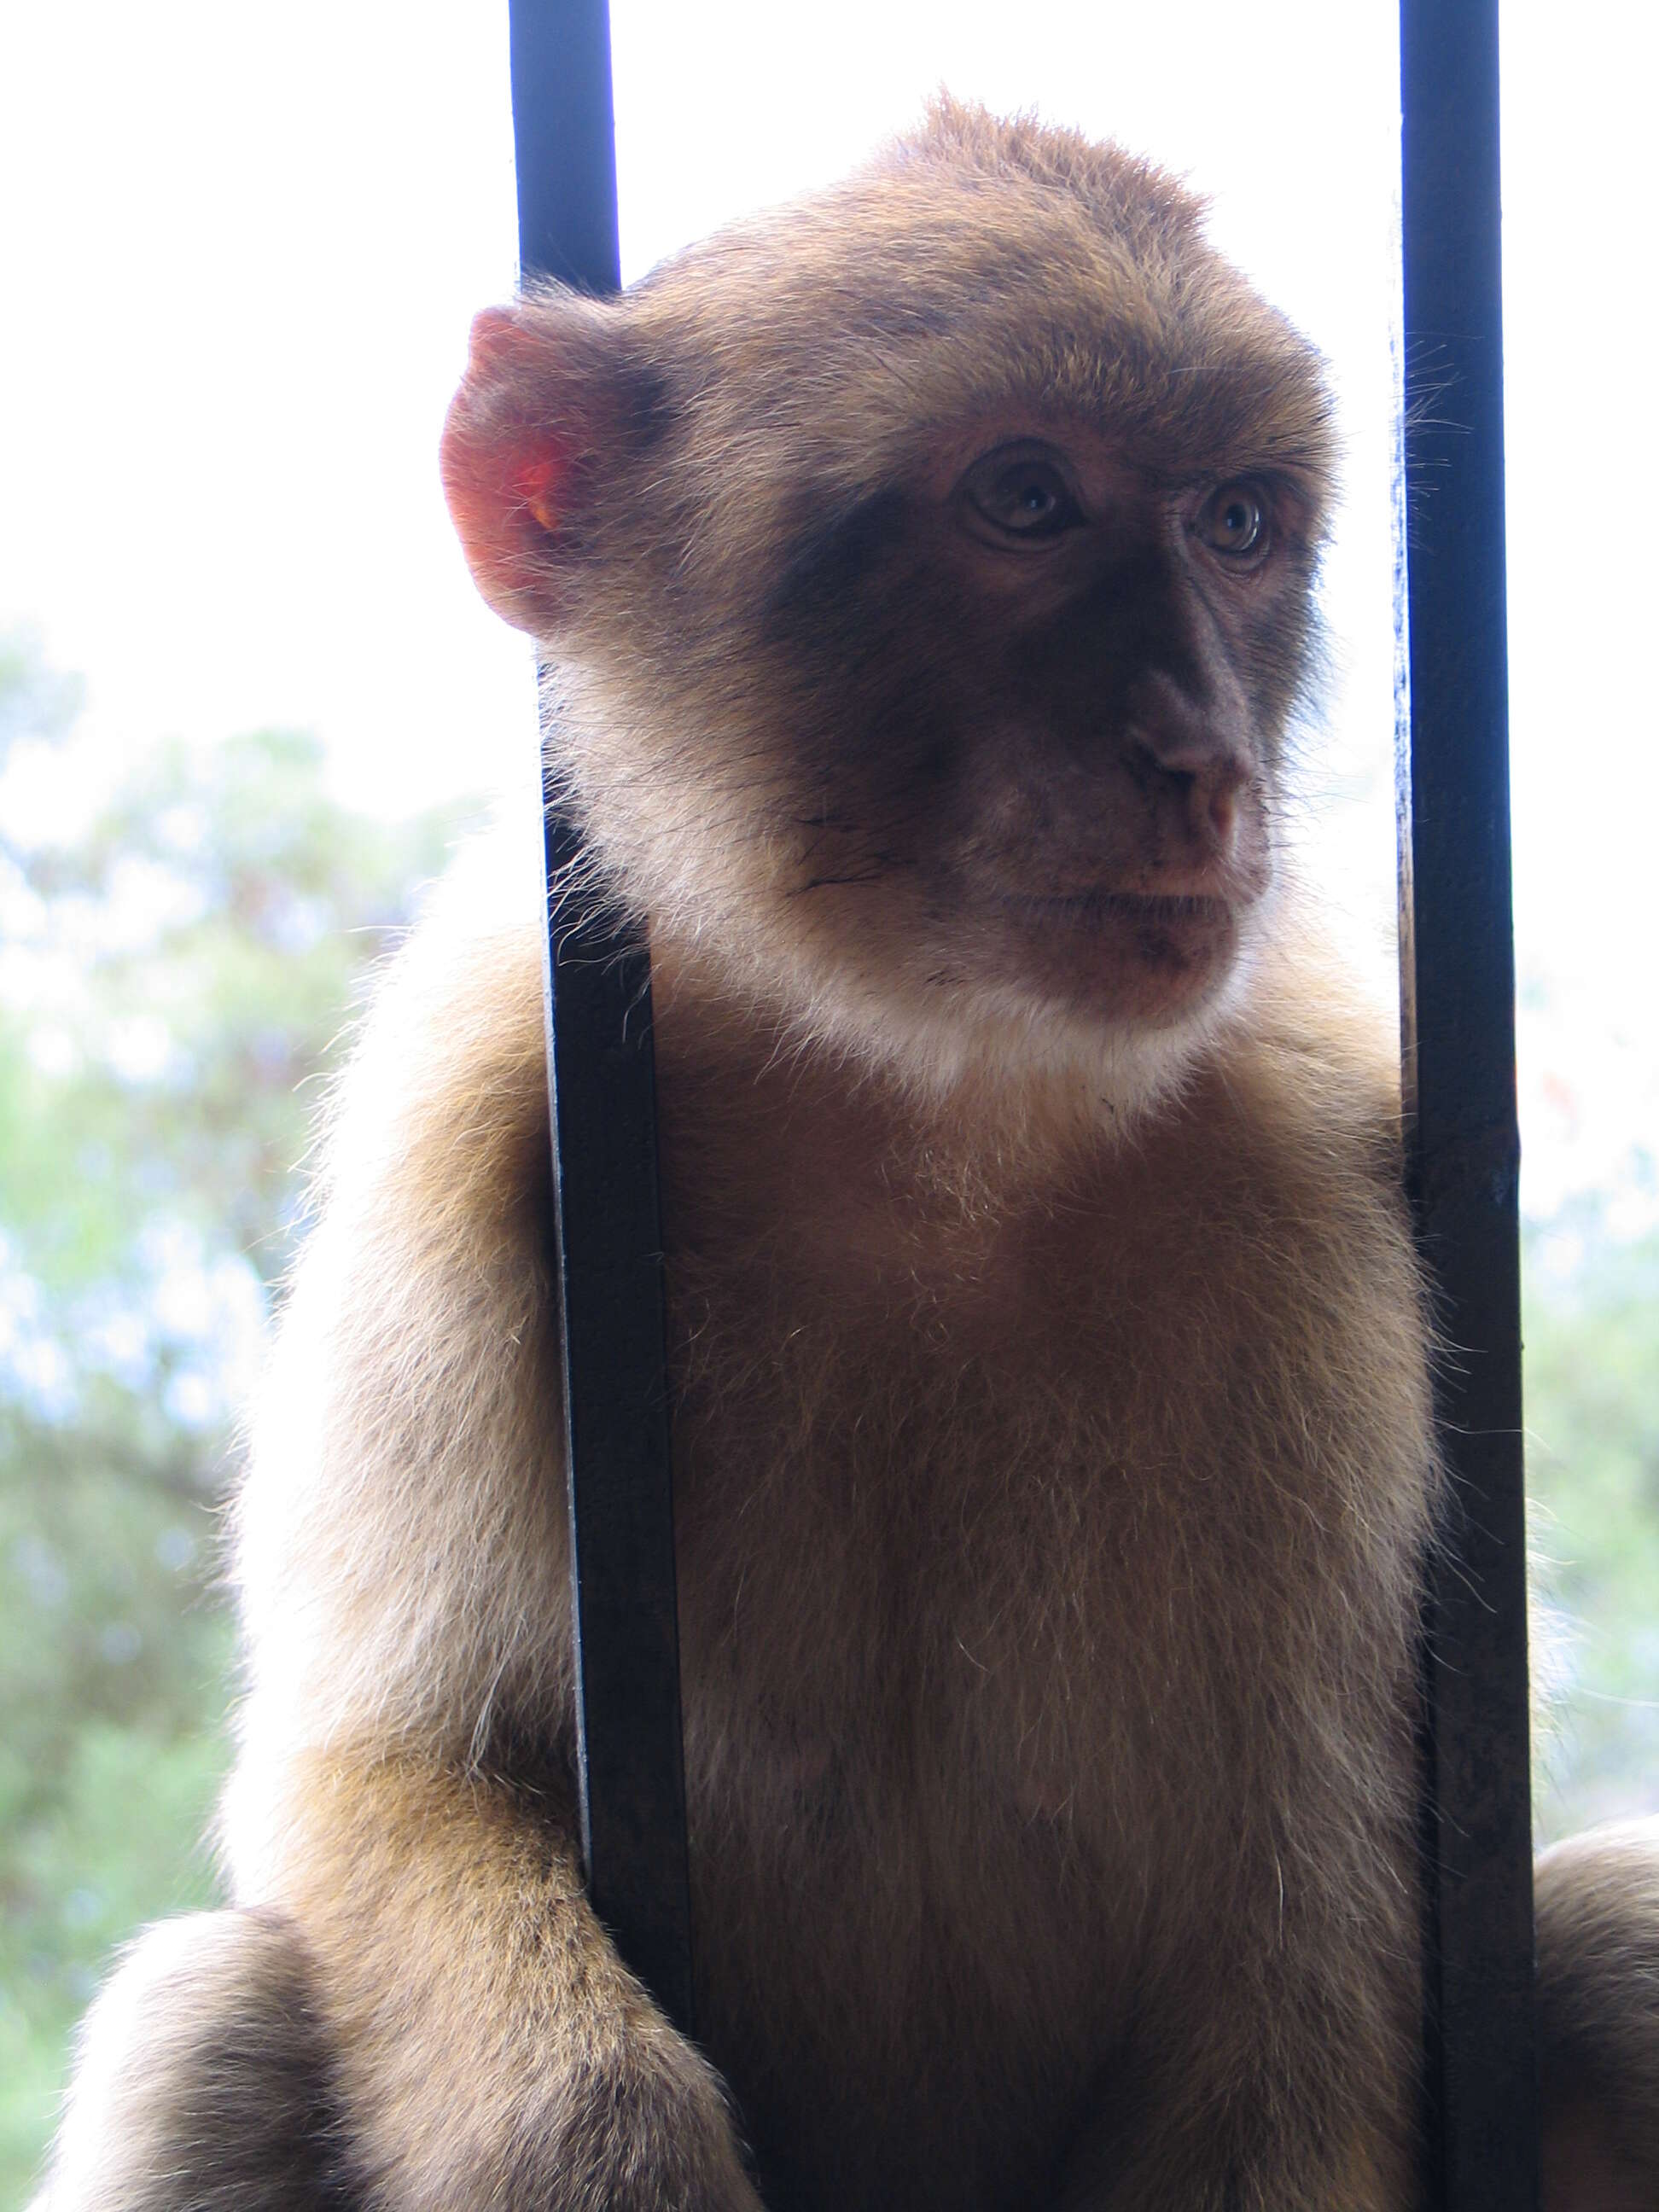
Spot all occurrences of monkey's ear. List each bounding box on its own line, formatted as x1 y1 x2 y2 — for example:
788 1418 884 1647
440 297 655 638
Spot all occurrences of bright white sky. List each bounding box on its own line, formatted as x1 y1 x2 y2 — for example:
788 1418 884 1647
0 0 1655 1225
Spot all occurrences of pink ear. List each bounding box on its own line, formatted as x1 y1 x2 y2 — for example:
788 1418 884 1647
515 453 565 536
463 307 523 371
439 309 575 632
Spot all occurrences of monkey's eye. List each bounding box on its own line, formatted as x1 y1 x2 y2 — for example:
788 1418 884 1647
961 447 1086 543
1195 482 1271 563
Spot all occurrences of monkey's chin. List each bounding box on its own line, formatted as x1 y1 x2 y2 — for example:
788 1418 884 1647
998 889 1243 1026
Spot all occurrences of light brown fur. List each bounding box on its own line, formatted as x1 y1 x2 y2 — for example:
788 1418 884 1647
33 100 1659 2212
1535 1823 1659 2212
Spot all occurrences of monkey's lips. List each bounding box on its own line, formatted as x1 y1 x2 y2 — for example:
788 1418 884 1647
997 887 1243 1016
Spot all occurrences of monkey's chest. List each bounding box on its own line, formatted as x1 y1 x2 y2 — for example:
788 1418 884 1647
670 1223 1406 1807
662 1249 1422 2212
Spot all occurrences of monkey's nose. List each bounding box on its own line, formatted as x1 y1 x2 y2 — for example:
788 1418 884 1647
1129 736 1249 864
1183 757 1248 860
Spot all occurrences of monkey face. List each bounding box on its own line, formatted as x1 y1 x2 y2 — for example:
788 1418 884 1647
757 422 1319 1039
442 113 1332 1105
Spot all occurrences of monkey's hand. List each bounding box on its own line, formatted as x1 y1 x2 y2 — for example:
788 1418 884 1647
246 1749 763 2212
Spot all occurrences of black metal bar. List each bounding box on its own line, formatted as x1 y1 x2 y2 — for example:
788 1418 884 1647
509 0 621 294
1395 5 1536 2208
508 0 697 2038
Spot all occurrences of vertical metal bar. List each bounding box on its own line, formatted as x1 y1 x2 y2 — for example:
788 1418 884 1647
507 0 697 2037
1395 4 1536 2208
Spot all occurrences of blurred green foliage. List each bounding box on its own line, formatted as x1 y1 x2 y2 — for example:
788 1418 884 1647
0 633 1654 2200
0 636 477 2202
1527 1213 1659 1840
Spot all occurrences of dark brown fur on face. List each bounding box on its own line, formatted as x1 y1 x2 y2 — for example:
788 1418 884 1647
33 98 1659 2212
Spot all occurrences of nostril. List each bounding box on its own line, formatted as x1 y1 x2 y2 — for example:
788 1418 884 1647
1128 735 1248 858
1204 776 1240 857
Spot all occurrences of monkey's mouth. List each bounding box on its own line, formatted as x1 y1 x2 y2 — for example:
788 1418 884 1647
1014 891 1234 929
995 887 1241 1016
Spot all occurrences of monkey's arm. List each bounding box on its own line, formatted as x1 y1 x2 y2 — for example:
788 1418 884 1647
214 863 760 2210
33 1755 761 2212
38 857 761 2212
255 1748 760 2212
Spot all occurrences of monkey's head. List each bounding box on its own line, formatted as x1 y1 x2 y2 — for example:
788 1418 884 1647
444 100 1334 1114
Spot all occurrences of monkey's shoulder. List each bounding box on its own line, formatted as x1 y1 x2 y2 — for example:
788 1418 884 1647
1194 943 1412 1229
